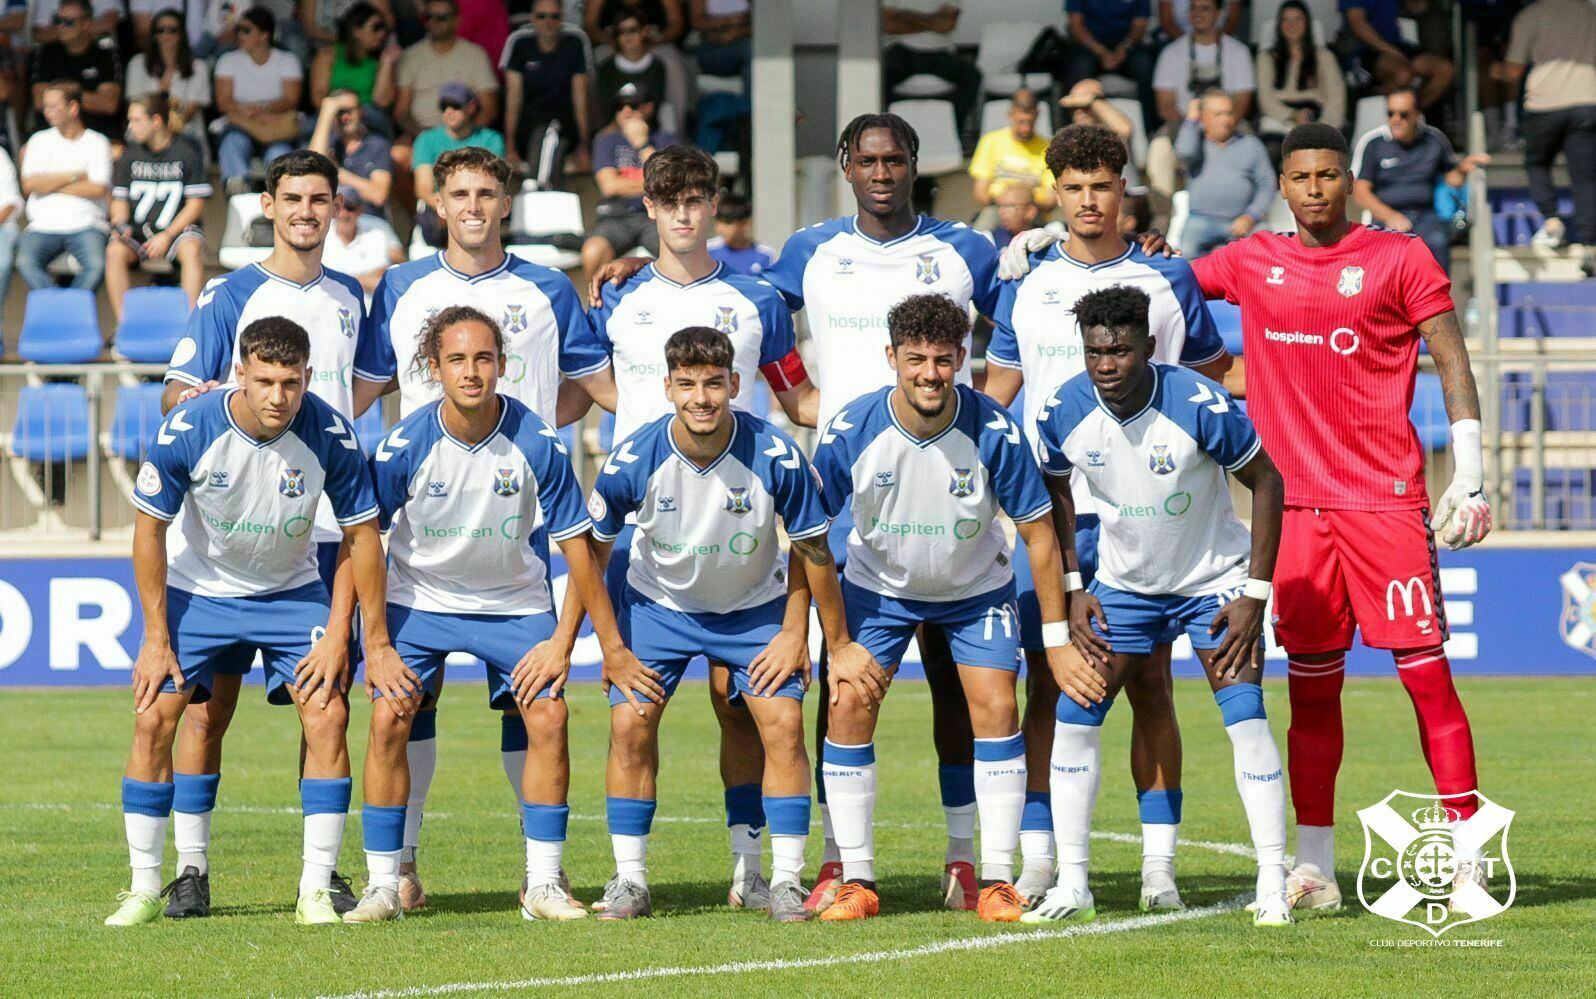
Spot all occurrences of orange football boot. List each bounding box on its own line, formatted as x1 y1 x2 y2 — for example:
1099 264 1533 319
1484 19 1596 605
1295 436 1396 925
977 882 1026 922
818 882 880 922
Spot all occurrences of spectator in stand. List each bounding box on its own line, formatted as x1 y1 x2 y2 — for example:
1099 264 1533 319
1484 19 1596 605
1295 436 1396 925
691 0 750 81
31 0 123 138
198 0 309 63
395 0 499 156
1496 0 1596 273
586 0 691 131
503 0 593 190
16 82 111 293
322 184 403 300
970 89 1056 220
582 80 678 277
301 0 395 47
309 2 399 135
29 0 119 44
594 10 670 124
881 2 981 150
706 192 775 275
214 6 306 195
984 182 1041 253
454 0 510 69
1340 0 1455 110
1174 90 1275 257
1063 0 1154 116
1256 0 1345 152
412 81 504 246
105 95 209 320
1352 90 1490 267
1146 0 1254 199
126 9 214 158
1156 0 1241 40
0 145 20 313
308 88 394 217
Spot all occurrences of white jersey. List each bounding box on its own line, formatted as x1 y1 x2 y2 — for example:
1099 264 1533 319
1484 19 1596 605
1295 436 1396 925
588 411 829 615
365 251 603 421
764 214 1001 430
812 385 1051 603
575 262 800 443
370 395 592 616
131 389 378 598
1036 364 1259 598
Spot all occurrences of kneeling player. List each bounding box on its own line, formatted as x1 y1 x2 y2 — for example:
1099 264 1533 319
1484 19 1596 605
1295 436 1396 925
811 294 1075 923
1023 286 1291 926
346 306 627 923
110 318 391 926
585 327 872 923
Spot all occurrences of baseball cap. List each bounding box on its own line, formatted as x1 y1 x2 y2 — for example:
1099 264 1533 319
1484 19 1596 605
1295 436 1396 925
438 81 475 108
337 185 364 211
614 81 652 108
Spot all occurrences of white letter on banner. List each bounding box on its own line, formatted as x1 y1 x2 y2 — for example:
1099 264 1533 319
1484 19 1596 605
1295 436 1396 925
50 578 134 670
0 581 32 669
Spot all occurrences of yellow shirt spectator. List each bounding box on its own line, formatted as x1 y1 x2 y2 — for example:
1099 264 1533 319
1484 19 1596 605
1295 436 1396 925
969 95 1055 207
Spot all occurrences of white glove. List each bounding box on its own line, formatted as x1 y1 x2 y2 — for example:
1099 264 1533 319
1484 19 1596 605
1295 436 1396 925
1433 419 1492 550
997 224 1063 280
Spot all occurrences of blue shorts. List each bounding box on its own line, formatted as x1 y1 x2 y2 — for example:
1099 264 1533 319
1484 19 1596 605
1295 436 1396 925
614 584 801 706
842 578 1022 673
386 605 560 710
164 581 331 705
1089 580 1245 657
1016 514 1099 653
209 542 352 679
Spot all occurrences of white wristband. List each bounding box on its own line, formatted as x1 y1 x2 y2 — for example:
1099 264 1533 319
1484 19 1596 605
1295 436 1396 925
1450 418 1484 492
1064 571 1084 593
1243 578 1272 600
1041 621 1071 647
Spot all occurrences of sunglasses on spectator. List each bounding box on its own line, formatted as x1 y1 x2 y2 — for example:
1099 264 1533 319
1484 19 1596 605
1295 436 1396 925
154 23 182 34
366 20 388 32
618 100 646 110
54 15 82 26
439 99 471 111
1387 110 1416 119
424 11 455 22
237 24 258 35
533 11 561 20
616 24 643 36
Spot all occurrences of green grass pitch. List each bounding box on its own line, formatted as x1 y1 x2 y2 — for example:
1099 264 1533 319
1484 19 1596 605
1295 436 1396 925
3 677 1591 997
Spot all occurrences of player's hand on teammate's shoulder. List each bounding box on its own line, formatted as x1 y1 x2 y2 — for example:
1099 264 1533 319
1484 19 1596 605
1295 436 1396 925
997 226 1178 281
827 640 889 709
131 637 183 714
602 645 665 715
364 642 422 717
1047 641 1108 709
290 627 352 709
1208 593 1266 680
586 256 650 307
175 380 222 405
747 626 811 696
511 637 574 705
1068 593 1113 671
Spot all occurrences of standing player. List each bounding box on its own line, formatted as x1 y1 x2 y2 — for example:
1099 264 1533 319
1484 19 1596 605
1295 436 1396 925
1023 286 1291 927
156 150 381 918
811 294 1073 924
984 124 1232 911
565 145 821 909
106 94 209 320
108 318 391 926
344 306 625 923
584 327 875 923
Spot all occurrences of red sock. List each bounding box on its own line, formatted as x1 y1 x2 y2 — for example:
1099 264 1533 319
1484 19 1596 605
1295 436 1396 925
1286 654 1346 827
1394 647 1479 819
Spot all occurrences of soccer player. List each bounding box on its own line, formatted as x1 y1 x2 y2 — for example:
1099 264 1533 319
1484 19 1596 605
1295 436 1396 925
585 327 873 923
156 149 381 918
108 317 390 927
810 294 1072 924
564 144 820 909
983 123 1232 911
344 305 623 923
106 94 209 320
1023 285 1291 927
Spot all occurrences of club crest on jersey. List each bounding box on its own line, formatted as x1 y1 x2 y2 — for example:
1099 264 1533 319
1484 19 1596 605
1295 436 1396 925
725 486 752 515
502 304 528 335
1338 265 1365 297
713 306 738 335
915 254 941 285
427 480 448 497
279 467 306 498
1148 444 1176 475
493 468 519 496
337 307 355 339
948 467 976 498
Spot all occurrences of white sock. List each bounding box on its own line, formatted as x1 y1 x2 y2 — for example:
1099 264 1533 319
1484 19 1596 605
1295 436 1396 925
820 804 840 865
125 812 167 895
771 833 807 889
1019 830 1055 877
403 737 437 865
1142 824 1179 884
501 750 527 804
526 837 564 888
173 810 212 876
822 740 877 883
1296 824 1336 877
944 804 977 865
612 833 648 889
366 849 402 891
973 734 1026 883
1225 717 1288 899
729 823 762 881
1049 721 1102 896
300 813 346 897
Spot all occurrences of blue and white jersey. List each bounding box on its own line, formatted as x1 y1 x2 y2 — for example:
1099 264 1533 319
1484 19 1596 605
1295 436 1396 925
572 262 797 443
765 215 1001 430
588 411 829 615
131 389 378 598
812 384 1051 603
370 395 592 616
990 242 1226 502
364 252 604 420
1036 364 1260 598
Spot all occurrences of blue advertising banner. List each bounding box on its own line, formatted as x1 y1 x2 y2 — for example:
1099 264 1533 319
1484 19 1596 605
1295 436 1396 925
0 548 1593 686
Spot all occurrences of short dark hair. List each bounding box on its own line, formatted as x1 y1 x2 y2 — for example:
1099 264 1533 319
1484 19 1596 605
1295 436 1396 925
43 79 83 107
837 112 919 170
1281 122 1349 164
888 294 968 352
412 305 504 375
1046 123 1128 178
716 192 751 222
129 92 171 124
664 327 735 372
643 144 719 204
57 0 91 15
240 4 276 41
239 317 311 367
266 149 338 197
433 146 512 191
1073 285 1151 341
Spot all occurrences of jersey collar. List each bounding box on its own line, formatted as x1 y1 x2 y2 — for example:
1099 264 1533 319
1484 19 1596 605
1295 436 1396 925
435 395 508 453
645 261 724 289
437 250 512 284
1057 240 1134 271
221 387 296 449
667 413 739 476
887 385 962 448
1093 365 1160 426
850 214 925 248
253 262 325 291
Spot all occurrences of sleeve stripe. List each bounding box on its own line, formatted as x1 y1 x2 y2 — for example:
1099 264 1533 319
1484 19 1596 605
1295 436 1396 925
129 495 177 521
1041 464 1072 478
163 370 202 386
561 357 612 379
549 519 594 542
1224 436 1263 472
335 506 380 526
984 353 1023 370
1010 501 1054 524
591 526 622 542
786 519 832 540
351 367 391 382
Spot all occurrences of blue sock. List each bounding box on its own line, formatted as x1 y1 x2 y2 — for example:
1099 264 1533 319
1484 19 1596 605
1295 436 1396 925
521 802 570 842
172 772 220 814
606 796 656 837
1021 789 1052 832
410 708 437 742
724 782 765 829
1137 788 1184 825
363 804 407 854
938 764 977 809
122 777 175 817
500 715 529 752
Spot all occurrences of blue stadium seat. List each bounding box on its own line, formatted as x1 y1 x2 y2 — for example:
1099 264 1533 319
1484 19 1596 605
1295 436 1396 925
1509 303 1596 339
107 382 166 460
1499 281 1596 308
1409 373 1450 450
1500 373 1532 433
17 288 101 363
1513 468 1596 529
1545 372 1596 431
10 384 91 461
115 287 191 363
1209 299 1243 356
355 404 386 457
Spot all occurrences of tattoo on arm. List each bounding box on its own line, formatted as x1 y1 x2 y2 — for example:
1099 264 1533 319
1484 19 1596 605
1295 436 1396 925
790 536 834 567
1418 311 1482 422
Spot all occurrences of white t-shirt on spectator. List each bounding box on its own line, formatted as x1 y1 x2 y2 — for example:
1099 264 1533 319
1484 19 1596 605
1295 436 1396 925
323 218 399 305
885 0 958 52
1153 34 1254 109
215 47 303 105
21 126 112 234
0 147 22 226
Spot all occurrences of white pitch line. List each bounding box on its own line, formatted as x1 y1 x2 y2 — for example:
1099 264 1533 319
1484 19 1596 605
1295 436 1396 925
316 898 1246 999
